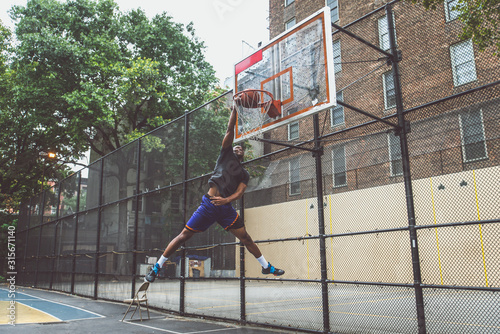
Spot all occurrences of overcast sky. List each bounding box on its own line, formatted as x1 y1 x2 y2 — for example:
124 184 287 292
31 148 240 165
0 0 270 87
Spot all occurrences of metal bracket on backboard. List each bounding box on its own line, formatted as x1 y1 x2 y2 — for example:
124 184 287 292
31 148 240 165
337 101 398 129
253 137 323 154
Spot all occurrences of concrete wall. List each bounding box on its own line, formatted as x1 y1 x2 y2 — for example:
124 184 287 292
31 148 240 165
241 165 499 287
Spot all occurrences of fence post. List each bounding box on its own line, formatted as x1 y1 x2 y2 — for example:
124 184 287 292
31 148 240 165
313 114 330 333
386 4 426 333
34 190 46 288
240 196 246 323
71 173 82 294
22 198 33 286
180 111 190 316
50 182 62 290
94 161 104 300
131 139 142 297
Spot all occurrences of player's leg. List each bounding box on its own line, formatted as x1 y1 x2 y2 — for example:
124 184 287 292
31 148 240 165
229 226 285 276
229 226 261 257
145 228 195 282
162 228 195 258
146 195 216 282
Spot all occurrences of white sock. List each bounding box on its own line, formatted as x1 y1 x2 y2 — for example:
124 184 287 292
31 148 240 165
257 255 268 268
157 255 168 267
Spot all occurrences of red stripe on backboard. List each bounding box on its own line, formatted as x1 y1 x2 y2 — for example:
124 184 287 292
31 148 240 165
235 49 263 75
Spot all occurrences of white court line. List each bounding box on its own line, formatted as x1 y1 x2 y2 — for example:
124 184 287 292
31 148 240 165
122 316 165 322
123 319 241 334
0 288 105 319
185 328 240 334
123 321 182 334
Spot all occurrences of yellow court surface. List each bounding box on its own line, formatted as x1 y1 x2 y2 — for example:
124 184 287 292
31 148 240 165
0 300 61 324
0 288 103 326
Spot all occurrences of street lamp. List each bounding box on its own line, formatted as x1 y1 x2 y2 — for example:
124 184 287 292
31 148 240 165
38 152 88 194
39 152 55 193
39 152 88 168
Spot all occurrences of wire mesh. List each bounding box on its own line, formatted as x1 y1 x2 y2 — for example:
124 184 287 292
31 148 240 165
329 283 418 334
245 280 324 332
15 1 500 333
185 279 241 320
423 287 500 334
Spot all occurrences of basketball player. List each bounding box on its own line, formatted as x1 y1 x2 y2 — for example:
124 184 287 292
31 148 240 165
145 106 284 282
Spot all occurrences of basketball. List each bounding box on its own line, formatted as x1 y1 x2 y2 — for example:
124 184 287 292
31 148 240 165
235 89 260 108
267 100 282 118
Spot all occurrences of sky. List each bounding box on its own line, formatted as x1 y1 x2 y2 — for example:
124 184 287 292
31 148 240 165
0 0 270 87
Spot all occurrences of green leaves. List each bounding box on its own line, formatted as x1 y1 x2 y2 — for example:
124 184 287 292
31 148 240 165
11 0 217 154
456 0 500 55
1 0 218 210
410 0 500 55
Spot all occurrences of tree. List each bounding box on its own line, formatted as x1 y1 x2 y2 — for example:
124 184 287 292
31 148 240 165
1 0 218 211
410 0 500 55
10 0 218 157
8 0 219 274
0 19 75 211
0 20 9 72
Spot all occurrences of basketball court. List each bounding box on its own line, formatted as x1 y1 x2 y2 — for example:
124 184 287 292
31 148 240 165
0 285 293 333
9 2 500 333
0 287 103 325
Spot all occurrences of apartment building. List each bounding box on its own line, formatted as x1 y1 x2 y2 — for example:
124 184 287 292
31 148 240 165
247 0 499 205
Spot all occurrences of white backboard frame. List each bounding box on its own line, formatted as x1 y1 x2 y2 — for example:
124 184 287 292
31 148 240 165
234 6 336 143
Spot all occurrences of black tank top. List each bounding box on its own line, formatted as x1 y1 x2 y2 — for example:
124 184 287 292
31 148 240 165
208 146 250 198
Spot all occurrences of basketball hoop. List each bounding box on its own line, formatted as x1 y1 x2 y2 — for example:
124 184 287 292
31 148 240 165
233 89 282 140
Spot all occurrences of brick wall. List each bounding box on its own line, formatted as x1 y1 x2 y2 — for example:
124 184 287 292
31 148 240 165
263 0 500 199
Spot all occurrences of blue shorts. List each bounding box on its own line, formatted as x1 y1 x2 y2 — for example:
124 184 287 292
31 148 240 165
185 195 244 232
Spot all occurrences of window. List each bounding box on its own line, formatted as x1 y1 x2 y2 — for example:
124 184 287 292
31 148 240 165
383 71 396 109
284 18 297 51
285 0 294 6
327 0 339 23
289 122 299 140
332 146 347 187
450 40 477 86
445 0 460 21
378 14 396 51
388 132 403 176
332 39 342 73
289 157 301 195
331 91 344 127
459 110 488 162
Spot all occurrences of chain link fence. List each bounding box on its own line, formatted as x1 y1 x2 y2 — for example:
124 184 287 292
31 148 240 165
16 1 499 333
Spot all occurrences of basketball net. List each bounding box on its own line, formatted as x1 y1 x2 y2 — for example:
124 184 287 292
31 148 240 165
233 89 281 141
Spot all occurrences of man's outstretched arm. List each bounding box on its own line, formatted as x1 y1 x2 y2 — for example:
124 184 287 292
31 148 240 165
222 106 237 149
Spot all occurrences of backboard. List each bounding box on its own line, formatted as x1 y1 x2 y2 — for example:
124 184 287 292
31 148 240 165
234 6 335 143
